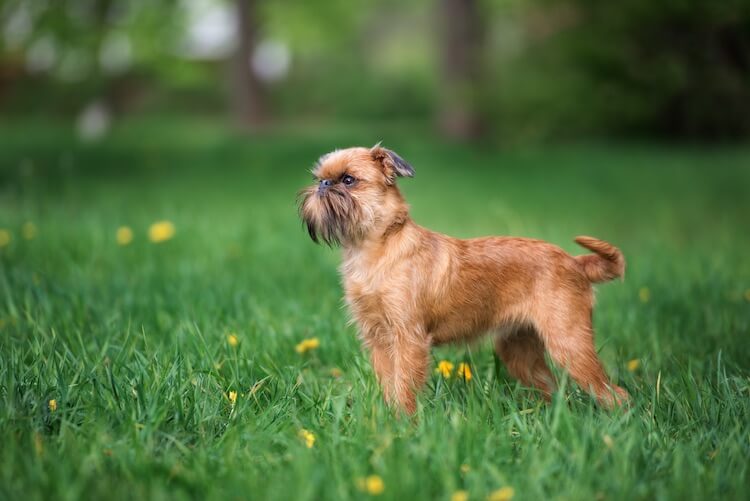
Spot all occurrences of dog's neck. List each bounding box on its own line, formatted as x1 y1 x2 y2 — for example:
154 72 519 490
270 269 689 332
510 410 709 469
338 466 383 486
380 206 410 241
343 210 418 264
342 187 422 264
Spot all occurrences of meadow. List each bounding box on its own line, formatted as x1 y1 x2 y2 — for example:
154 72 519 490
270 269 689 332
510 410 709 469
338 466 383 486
0 118 748 500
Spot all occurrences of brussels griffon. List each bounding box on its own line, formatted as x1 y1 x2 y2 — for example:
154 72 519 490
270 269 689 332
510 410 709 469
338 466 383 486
299 145 629 413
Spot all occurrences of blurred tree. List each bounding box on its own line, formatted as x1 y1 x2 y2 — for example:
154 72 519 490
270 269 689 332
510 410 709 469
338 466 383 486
233 0 267 127
437 0 485 139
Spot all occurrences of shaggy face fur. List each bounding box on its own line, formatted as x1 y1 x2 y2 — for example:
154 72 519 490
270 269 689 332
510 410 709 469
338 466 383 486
298 146 413 246
299 145 629 414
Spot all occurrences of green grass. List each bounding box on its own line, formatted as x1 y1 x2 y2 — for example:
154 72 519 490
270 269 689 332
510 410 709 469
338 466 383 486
1 117 749 500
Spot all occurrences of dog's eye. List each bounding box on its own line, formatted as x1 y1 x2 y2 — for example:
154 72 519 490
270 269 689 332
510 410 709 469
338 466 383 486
342 175 355 186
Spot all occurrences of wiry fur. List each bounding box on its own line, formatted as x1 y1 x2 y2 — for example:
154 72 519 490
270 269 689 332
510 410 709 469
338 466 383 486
298 145 629 414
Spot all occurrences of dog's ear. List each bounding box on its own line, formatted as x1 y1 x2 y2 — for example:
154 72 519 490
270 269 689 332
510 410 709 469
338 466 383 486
370 144 415 184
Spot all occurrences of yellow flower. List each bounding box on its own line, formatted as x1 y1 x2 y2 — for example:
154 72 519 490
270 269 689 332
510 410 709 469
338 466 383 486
330 367 342 378
627 359 640 372
227 333 239 347
148 220 175 243
638 287 650 303
228 390 237 405
0 229 10 247
48 399 57 412
436 360 454 378
22 222 37 240
602 434 614 448
460 464 470 474
452 490 469 501
299 429 316 448
457 362 472 381
295 337 320 354
487 487 514 501
116 226 133 245
365 475 384 495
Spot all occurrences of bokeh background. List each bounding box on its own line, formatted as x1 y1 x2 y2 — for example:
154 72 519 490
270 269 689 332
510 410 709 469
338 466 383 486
1 1 750 500
3 0 750 141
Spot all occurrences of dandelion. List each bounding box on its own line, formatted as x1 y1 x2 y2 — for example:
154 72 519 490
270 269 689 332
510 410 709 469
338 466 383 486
435 360 454 378
638 287 650 303
457 362 472 381
227 333 239 347
22 222 37 240
298 428 316 448
602 434 614 448
116 226 133 245
148 220 175 243
452 491 469 501
627 359 640 372
487 487 514 501
48 399 57 412
228 390 237 405
0 229 10 247
295 337 320 354
365 475 385 495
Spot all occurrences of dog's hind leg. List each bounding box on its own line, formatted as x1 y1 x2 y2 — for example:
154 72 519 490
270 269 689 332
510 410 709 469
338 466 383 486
535 305 629 409
494 325 556 399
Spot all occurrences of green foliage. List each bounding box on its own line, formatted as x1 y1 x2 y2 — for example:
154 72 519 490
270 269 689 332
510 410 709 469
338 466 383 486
504 0 750 139
3 1 750 140
0 0 194 114
0 118 749 499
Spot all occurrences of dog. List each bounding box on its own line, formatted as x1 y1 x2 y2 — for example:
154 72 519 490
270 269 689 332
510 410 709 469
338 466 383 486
298 145 629 414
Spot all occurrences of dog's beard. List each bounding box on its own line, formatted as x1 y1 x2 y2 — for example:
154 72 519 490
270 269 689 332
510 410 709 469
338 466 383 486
298 186 369 246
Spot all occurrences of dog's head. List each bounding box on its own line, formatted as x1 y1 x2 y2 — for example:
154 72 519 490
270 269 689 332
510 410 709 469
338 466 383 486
298 145 414 246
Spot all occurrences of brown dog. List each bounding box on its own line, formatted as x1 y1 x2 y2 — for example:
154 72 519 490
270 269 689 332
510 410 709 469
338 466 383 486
299 145 629 413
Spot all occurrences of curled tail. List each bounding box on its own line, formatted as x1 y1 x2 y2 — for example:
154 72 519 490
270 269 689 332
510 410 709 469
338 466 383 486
574 236 625 283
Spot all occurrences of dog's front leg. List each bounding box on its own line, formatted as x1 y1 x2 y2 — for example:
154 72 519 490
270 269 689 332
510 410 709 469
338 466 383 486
391 328 431 414
369 341 395 404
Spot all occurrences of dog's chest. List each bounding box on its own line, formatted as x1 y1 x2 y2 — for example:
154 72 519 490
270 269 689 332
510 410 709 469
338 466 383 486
342 268 385 319
340 255 398 339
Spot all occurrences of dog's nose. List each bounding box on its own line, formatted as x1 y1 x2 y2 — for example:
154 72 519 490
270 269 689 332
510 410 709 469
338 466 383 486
318 179 333 194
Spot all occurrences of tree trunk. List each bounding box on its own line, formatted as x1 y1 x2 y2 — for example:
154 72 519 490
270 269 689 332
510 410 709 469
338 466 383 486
232 0 267 127
437 0 484 139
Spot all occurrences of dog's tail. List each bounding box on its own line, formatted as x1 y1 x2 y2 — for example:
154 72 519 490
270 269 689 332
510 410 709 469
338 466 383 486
574 236 625 283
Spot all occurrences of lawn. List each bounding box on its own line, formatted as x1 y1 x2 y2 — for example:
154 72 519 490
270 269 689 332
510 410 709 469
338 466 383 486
0 117 749 500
